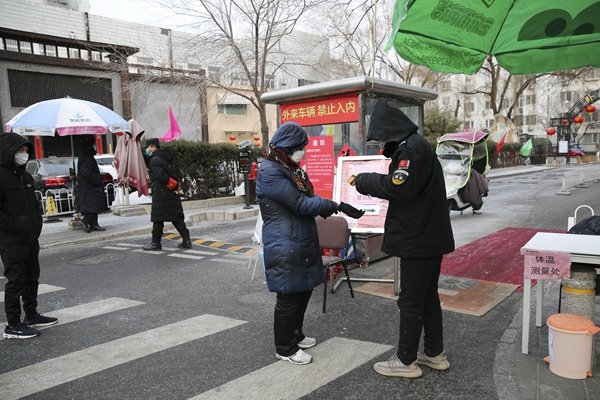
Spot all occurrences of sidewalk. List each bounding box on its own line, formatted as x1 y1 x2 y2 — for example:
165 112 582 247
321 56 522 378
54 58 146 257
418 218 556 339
39 196 259 249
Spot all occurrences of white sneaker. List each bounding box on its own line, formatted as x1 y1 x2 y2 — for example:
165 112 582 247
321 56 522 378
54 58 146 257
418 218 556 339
297 336 317 349
276 349 312 365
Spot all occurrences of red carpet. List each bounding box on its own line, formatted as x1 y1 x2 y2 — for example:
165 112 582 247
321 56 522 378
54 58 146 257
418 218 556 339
442 227 564 289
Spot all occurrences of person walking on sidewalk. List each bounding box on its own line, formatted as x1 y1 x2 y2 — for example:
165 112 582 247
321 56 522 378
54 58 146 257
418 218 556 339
256 122 364 365
143 138 191 250
76 137 106 233
353 99 455 378
0 132 58 339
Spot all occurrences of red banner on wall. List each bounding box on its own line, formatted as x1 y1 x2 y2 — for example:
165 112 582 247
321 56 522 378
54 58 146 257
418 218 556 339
304 135 335 199
280 94 359 127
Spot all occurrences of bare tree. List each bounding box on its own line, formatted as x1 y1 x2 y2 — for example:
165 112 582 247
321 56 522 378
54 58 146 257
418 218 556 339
153 0 326 144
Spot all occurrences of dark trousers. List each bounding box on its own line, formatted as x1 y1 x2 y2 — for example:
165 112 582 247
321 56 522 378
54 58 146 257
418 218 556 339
81 212 98 227
396 255 444 365
151 217 189 243
274 290 312 356
1 242 40 326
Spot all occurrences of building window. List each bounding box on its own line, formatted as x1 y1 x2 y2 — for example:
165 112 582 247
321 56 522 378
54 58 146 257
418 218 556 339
441 96 450 107
91 51 102 61
19 41 32 54
136 56 153 64
188 63 200 71
69 48 79 59
465 120 474 130
264 74 275 89
218 104 247 115
485 100 491 110
208 66 221 83
464 102 475 113
46 45 56 57
80 49 89 60
57 46 68 58
560 91 576 103
32 43 45 55
485 119 494 128
519 94 536 107
513 116 524 126
5 39 18 52
525 115 537 125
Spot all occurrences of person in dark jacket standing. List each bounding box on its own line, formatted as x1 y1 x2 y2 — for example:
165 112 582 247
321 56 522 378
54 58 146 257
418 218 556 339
143 138 191 250
75 137 106 233
256 122 364 365
0 132 58 339
354 99 455 378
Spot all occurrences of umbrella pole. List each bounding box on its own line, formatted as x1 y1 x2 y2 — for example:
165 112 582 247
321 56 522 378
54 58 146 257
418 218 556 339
68 135 82 230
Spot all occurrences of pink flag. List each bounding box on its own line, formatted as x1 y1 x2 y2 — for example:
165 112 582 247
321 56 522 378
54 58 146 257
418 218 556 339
160 106 182 142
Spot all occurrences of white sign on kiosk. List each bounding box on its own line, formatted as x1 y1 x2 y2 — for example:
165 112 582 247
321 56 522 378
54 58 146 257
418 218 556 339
333 155 390 233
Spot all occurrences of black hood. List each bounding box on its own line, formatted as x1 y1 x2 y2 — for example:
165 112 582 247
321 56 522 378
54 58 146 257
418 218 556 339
153 147 174 162
0 132 34 170
367 99 419 143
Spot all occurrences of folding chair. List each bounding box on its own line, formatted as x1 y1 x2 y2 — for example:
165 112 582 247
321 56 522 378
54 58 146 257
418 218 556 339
316 216 355 313
248 211 263 280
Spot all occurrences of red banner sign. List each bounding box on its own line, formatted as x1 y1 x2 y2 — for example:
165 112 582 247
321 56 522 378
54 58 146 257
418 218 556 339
304 135 335 199
280 94 359 126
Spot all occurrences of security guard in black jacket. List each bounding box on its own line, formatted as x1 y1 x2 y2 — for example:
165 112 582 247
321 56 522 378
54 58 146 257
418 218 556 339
354 99 454 378
0 132 57 339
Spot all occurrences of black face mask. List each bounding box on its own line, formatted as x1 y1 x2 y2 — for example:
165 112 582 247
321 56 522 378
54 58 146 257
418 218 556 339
382 142 399 158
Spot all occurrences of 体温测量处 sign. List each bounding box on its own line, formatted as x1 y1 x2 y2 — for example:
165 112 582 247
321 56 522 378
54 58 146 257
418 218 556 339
279 94 359 126
521 249 571 280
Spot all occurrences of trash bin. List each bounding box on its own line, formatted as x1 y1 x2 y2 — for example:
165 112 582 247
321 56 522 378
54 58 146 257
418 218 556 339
561 264 596 321
545 313 600 379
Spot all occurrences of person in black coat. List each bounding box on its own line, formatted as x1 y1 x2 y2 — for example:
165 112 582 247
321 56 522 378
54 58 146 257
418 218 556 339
75 137 106 233
353 99 455 378
0 132 57 339
143 138 190 251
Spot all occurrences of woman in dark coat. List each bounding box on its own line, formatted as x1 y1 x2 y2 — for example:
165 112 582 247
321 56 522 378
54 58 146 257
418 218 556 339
143 138 190 250
256 122 363 365
76 137 106 233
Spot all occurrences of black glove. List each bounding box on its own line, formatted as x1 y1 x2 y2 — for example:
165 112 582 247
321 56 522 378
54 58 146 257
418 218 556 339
318 202 339 219
337 202 365 219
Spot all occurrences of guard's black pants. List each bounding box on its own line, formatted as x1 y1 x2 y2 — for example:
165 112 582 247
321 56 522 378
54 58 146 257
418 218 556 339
1 242 40 326
274 290 312 356
396 255 444 365
151 217 189 244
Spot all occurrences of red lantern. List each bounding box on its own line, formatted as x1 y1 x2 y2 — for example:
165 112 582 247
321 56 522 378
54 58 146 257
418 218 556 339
229 135 236 141
561 119 569 125
546 127 556 136
573 115 584 125
585 104 597 115
253 136 260 143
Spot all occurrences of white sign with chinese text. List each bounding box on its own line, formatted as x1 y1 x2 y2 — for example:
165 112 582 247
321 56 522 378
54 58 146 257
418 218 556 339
521 249 571 280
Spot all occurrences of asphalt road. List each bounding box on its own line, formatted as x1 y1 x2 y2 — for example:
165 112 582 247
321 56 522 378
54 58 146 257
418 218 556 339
2 165 600 400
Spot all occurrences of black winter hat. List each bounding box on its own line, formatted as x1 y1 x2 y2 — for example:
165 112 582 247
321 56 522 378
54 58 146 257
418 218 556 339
146 138 160 148
367 98 418 143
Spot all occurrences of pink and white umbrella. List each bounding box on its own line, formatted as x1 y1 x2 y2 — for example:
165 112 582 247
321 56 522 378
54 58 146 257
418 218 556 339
4 97 130 136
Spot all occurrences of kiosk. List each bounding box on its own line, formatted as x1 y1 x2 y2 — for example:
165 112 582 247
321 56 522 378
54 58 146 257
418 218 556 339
261 76 437 264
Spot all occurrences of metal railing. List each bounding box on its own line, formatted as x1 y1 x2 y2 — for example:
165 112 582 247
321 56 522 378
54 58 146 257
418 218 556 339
36 183 116 219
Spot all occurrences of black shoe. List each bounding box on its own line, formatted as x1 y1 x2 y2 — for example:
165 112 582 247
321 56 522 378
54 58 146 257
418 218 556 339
3 323 40 339
178 240 192 249
143 242 162 251
22 313 58 327
80 222 91 233
91 225 106 232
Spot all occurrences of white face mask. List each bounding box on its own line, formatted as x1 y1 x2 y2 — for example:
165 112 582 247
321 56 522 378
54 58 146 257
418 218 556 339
14 152 29 166
291 149 305 163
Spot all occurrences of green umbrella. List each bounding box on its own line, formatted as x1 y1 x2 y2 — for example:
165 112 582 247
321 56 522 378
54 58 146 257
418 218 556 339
386 0 600 74
520 138 533 157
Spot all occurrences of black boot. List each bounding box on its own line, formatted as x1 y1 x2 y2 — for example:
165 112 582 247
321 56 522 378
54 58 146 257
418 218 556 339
178 231 192 249
143 242 162 251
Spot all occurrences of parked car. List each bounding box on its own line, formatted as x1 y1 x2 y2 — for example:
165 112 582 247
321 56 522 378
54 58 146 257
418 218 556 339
95 154 118 181
26 157 115 213
568 145 584 158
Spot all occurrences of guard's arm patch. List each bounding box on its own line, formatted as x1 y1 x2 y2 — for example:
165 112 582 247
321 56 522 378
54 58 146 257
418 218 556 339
391 159 411 185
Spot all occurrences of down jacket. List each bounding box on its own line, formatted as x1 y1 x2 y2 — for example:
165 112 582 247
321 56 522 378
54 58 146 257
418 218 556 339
75 140 106 214
148 148 184 222
355 99 454 258
0 133 43 246
256 123 338 294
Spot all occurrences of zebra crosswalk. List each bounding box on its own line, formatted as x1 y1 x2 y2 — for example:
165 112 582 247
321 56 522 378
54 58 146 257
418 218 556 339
0 284 65 303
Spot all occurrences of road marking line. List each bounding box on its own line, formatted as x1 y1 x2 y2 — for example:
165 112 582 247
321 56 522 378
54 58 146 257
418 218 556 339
168 254 205 260
185 250 219 256
193 239 208 245
226 245 243 252
0 298 144 341
0 284 65 303
209 242 226 248
133 249 164 255
114 243 144 248
224 253 250 260
189 337 392 400
211 258 247 265
102 246 130 250
0 314 247 400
